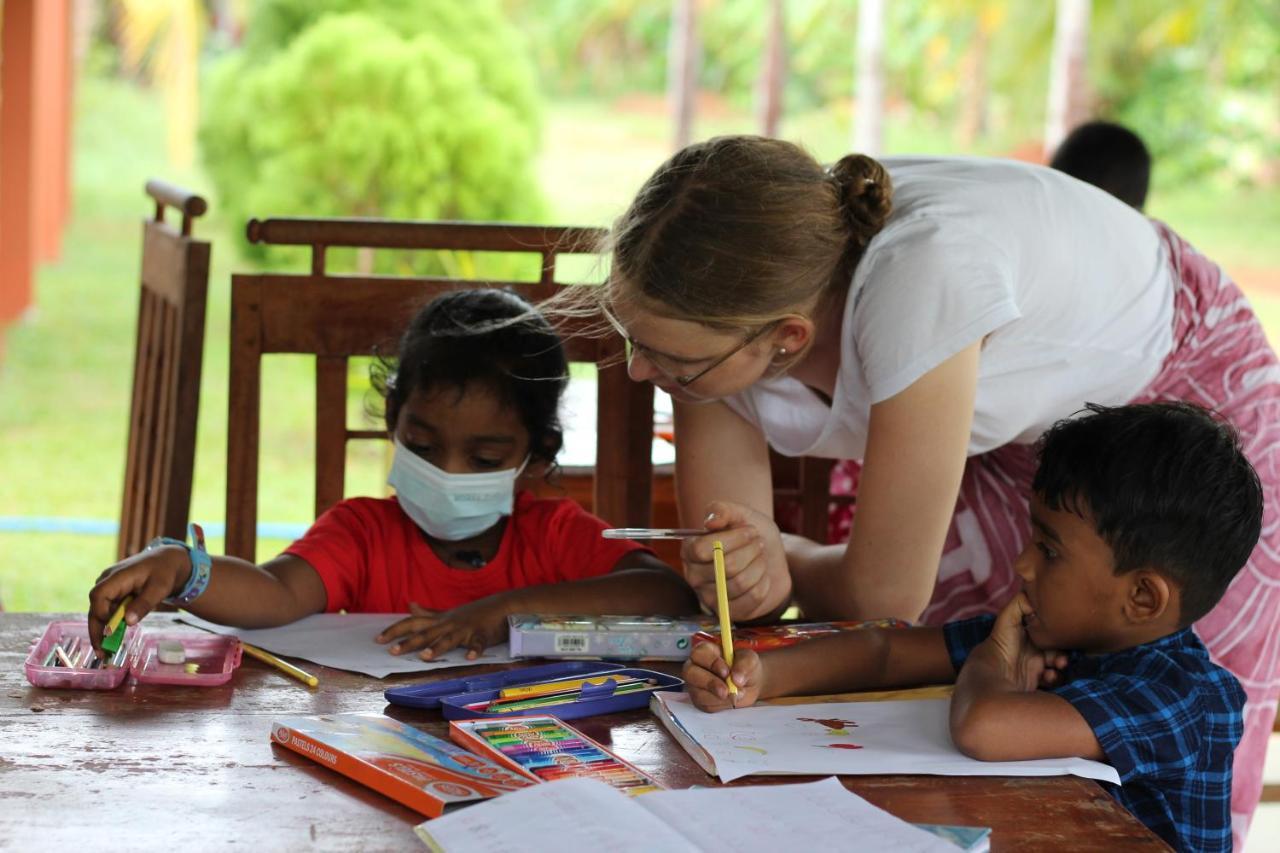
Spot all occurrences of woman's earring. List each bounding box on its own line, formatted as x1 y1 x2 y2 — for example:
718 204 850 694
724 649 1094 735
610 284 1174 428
778 347 788 356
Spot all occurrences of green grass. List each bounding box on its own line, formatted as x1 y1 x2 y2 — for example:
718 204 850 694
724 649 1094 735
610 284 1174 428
3 75 1278 612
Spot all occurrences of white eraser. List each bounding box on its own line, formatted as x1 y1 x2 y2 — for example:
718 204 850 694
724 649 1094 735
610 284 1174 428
157 640 186 665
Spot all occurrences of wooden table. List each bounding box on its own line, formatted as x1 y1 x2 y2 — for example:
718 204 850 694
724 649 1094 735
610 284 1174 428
0 614 1168 851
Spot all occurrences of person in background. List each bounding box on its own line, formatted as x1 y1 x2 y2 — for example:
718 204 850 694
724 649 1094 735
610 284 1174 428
1050 119 1151 210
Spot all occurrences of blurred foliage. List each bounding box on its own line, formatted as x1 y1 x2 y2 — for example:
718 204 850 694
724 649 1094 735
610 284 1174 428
502 0 1279 187
198 0 545 270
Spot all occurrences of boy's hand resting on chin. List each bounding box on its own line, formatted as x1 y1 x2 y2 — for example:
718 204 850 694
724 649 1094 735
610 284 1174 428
965 593 1069 690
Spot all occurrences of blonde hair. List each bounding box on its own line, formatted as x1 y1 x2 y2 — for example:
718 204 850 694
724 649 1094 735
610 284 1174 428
606 135 892 329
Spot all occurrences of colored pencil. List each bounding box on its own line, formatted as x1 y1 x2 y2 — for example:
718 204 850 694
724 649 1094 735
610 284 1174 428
240 642 319 688
713 540 738 698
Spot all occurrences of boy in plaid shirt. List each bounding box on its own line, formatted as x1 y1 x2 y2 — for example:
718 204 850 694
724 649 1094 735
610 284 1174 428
685 402 1259 852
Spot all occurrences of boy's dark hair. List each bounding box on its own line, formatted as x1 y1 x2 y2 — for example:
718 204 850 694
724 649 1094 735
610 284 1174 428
1033 401 1262 624
1050 120 1151 211
373 289 568 470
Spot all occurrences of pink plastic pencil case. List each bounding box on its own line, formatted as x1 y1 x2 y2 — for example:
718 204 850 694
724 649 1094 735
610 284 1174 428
24 619 241 689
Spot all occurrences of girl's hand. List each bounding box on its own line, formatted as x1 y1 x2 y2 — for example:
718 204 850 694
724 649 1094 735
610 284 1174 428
681 642 763 712
967 593 1068 691
87 546 191 656
376 599 510 661
681 501 791 622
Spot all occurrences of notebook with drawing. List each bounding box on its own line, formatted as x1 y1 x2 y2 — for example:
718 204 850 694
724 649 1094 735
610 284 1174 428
649 692 1121 785
413 776 956 852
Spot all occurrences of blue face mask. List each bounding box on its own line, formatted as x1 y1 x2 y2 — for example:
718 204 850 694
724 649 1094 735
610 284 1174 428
387 438 529 541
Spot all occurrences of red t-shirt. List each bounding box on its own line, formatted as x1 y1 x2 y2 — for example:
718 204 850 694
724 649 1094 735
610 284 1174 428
283 491 646 613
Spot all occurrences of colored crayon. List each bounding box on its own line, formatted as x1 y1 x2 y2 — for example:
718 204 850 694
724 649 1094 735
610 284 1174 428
518 755 619 772
500 743 598 755
480 730 582 743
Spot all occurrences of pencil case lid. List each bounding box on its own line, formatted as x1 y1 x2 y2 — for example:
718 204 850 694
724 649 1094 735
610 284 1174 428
438 666 684 721
383 660 628 710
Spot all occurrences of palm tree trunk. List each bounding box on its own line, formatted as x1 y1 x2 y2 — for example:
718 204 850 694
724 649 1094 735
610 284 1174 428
756 0 785 138
1043 0 1092 158
668 0 698 151
853 0 885 156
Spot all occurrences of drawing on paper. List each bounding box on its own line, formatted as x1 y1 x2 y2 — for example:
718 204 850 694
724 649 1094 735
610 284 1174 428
797 717 859 736
735 745 768 755
823 743 863 750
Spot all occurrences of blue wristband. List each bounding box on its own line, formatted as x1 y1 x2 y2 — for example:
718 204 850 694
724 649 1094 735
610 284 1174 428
156 523 212 606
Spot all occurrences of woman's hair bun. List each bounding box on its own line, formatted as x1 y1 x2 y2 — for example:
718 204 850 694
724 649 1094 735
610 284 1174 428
829 153 893 247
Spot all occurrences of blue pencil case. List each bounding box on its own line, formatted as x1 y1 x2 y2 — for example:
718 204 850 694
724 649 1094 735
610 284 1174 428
383 661 684 721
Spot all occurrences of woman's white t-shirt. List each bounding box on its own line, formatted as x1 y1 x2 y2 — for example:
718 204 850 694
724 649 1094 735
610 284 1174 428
723 156 1174 459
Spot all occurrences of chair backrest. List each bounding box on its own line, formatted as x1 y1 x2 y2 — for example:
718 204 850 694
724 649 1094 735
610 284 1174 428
117 181 211 559
225 218 654 562
769 453 854 545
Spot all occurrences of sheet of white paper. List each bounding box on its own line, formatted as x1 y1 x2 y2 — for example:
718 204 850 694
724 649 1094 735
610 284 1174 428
639 776 955 852
414 778 697 853
656 693 1121 786
177 613 514 678
414 776 953 853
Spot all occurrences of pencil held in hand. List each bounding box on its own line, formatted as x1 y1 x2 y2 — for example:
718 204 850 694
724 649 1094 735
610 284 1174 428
101 594 135 655
712 540 738 697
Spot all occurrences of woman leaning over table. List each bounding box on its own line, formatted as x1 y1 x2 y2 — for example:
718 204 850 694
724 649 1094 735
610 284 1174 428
571 135 1280 844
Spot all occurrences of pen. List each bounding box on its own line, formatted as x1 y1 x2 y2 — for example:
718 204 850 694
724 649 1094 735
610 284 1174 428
601 528 710 540
713 540 738 700
240 642 320 688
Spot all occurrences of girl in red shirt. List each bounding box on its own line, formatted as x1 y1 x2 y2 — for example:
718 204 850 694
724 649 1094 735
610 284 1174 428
87 290 698 660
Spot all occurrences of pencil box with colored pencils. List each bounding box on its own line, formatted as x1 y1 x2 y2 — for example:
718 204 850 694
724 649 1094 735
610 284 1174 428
450 714 664 794
384 661 683 721
691 618 912 652
23 619 242 689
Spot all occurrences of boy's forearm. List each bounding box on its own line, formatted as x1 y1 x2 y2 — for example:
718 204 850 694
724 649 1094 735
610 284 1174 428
170 551 316 628
949 657 1105 761
757 626 956 700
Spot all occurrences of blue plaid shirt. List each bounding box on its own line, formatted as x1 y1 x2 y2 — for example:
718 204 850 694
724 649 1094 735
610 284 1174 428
944 615 1245 853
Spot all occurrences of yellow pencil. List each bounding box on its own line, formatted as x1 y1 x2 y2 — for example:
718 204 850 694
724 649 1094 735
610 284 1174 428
103 594 135 636
240 641 319 688
712 540 738 697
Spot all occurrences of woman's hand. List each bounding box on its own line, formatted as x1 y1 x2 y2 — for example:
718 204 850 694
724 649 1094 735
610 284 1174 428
376 598 511 661
681 500 791 622
682 642 763 711
87 546 191 655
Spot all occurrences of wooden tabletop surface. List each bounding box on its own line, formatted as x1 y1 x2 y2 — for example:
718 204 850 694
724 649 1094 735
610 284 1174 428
0 613 1168 851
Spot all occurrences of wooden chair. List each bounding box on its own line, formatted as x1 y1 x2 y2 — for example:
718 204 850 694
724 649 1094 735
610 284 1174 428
116 181 211 560
770 453 853 544
224 218 654 562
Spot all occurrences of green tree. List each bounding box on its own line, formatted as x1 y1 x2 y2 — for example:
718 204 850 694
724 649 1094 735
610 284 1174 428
200 0 545 267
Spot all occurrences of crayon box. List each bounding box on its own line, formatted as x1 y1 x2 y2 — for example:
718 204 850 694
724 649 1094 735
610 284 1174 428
450 714 663 795
272 713 535 818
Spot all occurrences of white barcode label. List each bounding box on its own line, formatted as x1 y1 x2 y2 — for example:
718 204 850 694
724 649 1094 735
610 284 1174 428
554 633 589 653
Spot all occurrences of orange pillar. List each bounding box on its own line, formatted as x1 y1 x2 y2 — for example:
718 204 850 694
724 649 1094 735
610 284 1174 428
33 0 73 262
1 0 38 324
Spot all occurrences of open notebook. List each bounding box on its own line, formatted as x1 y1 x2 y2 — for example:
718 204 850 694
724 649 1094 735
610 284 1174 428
414 776 957 852
651 692 1121 785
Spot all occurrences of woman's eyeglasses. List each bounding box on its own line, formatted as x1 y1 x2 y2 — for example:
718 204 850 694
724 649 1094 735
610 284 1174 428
601 304 777 387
